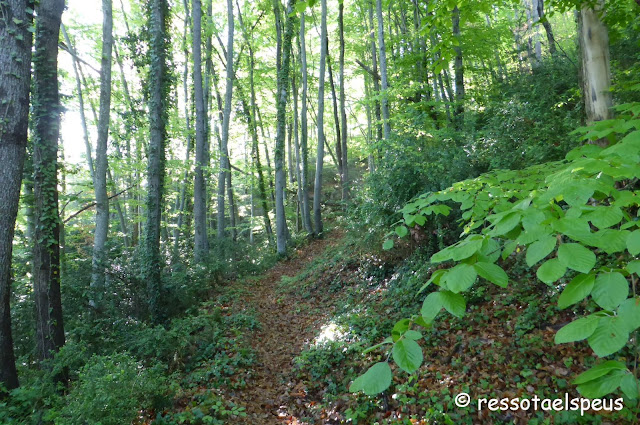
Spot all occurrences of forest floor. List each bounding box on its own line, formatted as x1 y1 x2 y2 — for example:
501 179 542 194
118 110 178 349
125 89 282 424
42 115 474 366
226 228 346 425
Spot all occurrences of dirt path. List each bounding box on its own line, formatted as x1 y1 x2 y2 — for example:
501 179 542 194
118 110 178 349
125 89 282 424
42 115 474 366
230 231 343 425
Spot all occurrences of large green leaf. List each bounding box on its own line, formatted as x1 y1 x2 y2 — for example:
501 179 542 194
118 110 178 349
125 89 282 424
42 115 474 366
536 258 567 284
620 373 639 400
618 297 640 333
592 272 629 310
592 229 630 254
421 292 443 323
587 316 629 357
557 243 596 273
627 230 640 256
555 315 600 344
577 373 624 398
573 360 627 384
349 362 392 395
443 263 477 293
558 274 595 309
450 238 483 261
392 339 423 374
586 206 623 229
526 236 557 267
439 290 466 318
474 262 508 288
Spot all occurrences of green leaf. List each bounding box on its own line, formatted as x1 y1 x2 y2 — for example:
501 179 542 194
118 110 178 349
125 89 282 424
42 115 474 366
558 274 595 309
618 297 640 333
382 240 394 250
627 260 640 276
362 336 393 354
563 184 594 207
557 243 596 273
349 362 392 395
443 263 477 293
392 339 423 374
421 292 443 323
431 246 454 263
555 315 600 344
592 272 629 310
439 290 466 318
450 238 483 261
587 206 623 229
474 262 508 288
395 226 409 238
526 236 557 267
620 373 639 400
502 241 518 260
592 229 630 254
490 212 521 236
404 330 423 340
627 230 640 256
577 373 624 398
573 360 627 384
588 316 629 357
536 258 567 284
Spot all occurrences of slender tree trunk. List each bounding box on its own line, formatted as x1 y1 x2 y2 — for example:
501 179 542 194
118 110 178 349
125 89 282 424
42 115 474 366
31 0 66 369
145 0 169 324
217 0 234 240
192 0 209 261
579 1 613 124
299 13 314 236
375 0 391 140
274 0 295 254
363 73 375 173
338 1 348 200
368 3 383 144
452 6 464 127
534 0 556 55
327 40 343 178
90 0 113 310
314 0 328 236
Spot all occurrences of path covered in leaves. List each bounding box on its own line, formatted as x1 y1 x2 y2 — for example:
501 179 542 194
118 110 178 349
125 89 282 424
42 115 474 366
228 231 344 424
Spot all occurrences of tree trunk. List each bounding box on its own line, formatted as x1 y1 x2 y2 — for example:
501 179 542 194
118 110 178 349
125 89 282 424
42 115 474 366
338 1 349 200
90 0 113 310
0 0 32 391
314 0 328 236
368 3 383 145
375 0 391 140
452 6 464 127
31 0 66 369
579 1 613 124
535 0 556 55
192 0 209 261
145 0 169 324
299 13 314 236
218 0 234 240
327 39 343 179
274 0 294 254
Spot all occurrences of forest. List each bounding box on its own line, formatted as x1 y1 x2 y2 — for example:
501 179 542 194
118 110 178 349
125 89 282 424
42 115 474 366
1 0 640 423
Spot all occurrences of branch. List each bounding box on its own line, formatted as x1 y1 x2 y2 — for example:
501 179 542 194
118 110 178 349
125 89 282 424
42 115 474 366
63 185 134 224
355 59 380 81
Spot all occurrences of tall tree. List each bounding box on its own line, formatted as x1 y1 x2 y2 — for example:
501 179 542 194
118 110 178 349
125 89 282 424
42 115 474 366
90 0 114 309
299 13 314 235
217 0 235 240
578 0 613 124
375 0 391 140
145 0 170 323
274 0 295 254
314 0 328 236
452 5 464 127
31 0 66 365
192 0 209 261
338 0 349 200
0 0 33 391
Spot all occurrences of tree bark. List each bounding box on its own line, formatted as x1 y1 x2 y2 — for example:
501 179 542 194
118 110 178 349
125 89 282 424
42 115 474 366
339 1 349 200
192 0 209 261
579 1 613 124
145 0 169 324
375 0 391 140
299 13 314 236
452 6 465 127
314 0 328 236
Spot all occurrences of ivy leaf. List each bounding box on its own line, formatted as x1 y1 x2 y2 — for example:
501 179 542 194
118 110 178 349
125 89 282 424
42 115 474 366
442 263 477 293
627 230 640 256
587 316 629 357
392 339 423 374
536 258 567 285
555 315 600 344
558 274 595 309
349 362 392 395
526 236 556 267
474 262 508 288
557 243 596 273
592 272 629 310
618 297 640 333
439 290 466 318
